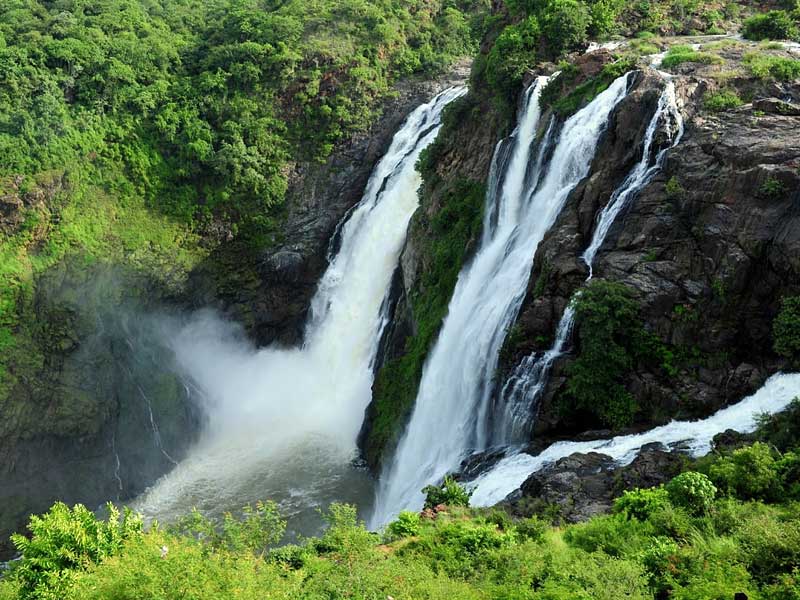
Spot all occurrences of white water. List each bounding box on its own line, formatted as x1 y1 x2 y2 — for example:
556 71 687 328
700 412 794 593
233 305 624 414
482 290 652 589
133 87 466 530
470 372 800 506
499 79 684 433
371 73 632 527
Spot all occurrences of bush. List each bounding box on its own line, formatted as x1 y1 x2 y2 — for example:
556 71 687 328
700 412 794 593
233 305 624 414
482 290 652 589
422 476 472 509
515 516 548 542
661 45 723 68
540 0 592 56
169 501 284 556
742 10 799 41
565 280 658 428
744 53 800 80
704 90 743 112
738 513 800 582
666 472 717 515
774 296 800 361
387 511 422 539
708 442 783 502
614 486 671 521
9 503 143 600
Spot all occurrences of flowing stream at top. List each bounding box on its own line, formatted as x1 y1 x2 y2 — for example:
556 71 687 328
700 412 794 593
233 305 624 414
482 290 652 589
133 87 465 532
498 79 685 440
371 73 632 527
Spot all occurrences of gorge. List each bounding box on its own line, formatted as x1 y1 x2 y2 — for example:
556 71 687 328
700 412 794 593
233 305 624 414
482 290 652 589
2 1 800 597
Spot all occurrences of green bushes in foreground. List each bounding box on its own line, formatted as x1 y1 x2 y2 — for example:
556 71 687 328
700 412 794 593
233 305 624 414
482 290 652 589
4 437 800 599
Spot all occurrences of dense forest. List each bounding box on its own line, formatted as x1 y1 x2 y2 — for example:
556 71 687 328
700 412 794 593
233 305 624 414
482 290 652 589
2 0 800 597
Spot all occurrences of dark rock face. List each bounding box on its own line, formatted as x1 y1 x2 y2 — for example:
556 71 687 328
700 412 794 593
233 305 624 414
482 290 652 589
187 63 473 347
0 264 199 558
501 68 800 441
507 447 685 522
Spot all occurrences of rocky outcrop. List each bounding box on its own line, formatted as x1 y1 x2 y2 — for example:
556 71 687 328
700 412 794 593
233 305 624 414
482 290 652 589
504 446 685 522
500 43 800 441
186 63 472 347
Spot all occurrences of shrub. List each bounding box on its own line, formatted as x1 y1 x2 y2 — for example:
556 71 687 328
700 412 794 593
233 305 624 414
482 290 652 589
387 511 421 539
760 177 788 199
742 10 799 41
515 516 548 542
666 472 717 515
738 513 800 582
708 442 783 501
661 45 723 68
665 175 686 199
169 501 285 556
422 476 472 509
540 0 592 56
774 296 800 361
744 53 800 80
565 280 651 428
564 514 654 557
614 486 671 521
10 502 143 600
704 89 743 112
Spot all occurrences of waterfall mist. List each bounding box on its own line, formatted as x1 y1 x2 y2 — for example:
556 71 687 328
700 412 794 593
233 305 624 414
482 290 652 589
132 87 466 533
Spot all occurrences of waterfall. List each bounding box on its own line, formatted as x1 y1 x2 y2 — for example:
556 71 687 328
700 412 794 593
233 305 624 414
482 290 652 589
469 372 800 506
132 87 466 527
498 79 685 439
370 73 632 527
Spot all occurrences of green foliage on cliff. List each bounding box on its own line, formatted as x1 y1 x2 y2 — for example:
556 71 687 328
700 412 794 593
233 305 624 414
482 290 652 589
0 0 485 404
366 176 486 468
774 296 800 363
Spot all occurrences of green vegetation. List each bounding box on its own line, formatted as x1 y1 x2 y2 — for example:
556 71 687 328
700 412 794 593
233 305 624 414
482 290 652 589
366 161 486 467
760 176 789 199
5 432 800 599
0 0 485 403
423 475 473 509
742 10 800 42
661 44 723 68
540 57 637 117
704 89 744 112
774 295 800 362
564 280 675 428
665 175 686 199
744 51 800 80
665 471 717 514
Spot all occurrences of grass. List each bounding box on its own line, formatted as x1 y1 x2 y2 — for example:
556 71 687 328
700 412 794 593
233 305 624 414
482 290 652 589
661 44 723 68
744 51 800 80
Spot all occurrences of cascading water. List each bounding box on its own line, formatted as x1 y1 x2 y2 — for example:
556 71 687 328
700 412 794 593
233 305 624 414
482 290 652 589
469 372 800 506
133 87 466 532
371 73 632 527
499 79 685 439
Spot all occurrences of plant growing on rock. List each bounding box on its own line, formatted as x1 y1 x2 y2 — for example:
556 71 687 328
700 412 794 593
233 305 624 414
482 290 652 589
704 89 743 112
422 476 472 509
773 296 800 363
